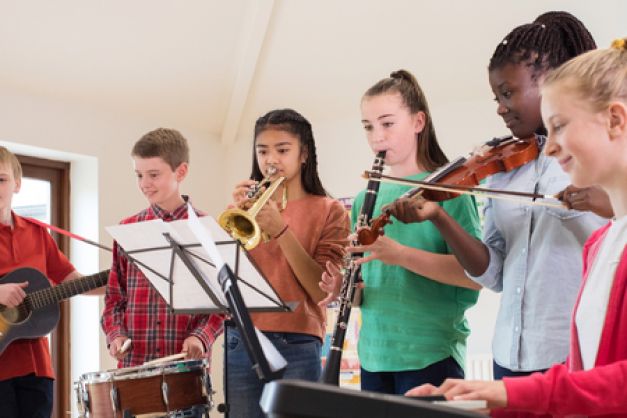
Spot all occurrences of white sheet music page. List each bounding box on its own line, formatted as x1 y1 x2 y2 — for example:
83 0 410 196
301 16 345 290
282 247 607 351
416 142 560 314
106 217 225 310
106 219 181 304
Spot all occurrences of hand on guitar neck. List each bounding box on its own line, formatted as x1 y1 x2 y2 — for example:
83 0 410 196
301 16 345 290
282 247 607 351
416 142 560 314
64 270 107 296
0 267 110 354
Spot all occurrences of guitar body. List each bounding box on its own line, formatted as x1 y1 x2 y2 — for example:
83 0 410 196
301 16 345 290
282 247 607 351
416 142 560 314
0 268 60 355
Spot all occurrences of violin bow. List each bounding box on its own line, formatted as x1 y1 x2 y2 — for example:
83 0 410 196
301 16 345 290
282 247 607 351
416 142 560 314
24 217 113 252
363 171 564 209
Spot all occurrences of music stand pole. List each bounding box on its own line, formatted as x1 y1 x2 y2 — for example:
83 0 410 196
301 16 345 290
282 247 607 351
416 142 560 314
217 262 285 382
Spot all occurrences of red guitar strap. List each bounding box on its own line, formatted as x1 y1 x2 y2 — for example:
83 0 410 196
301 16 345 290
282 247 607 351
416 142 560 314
22 216 112 252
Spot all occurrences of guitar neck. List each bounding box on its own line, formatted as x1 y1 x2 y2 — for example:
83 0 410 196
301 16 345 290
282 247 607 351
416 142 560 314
27 270 110 309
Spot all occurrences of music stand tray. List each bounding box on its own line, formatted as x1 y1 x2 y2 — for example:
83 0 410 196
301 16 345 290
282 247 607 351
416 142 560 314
260 380 484 418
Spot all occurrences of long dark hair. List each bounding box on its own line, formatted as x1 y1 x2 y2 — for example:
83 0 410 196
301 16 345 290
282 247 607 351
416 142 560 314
250 108 329 197
489 11 596 76
363 69 448 172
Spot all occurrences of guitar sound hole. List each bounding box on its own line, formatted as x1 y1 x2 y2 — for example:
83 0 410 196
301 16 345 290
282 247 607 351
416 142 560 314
0 303 31 324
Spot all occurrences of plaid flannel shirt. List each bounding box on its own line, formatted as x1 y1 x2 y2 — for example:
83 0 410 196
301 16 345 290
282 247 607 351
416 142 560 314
101 197 225 368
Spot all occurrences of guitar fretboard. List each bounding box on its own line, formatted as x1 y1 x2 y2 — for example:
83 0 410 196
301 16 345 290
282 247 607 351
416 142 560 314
26 270 110 310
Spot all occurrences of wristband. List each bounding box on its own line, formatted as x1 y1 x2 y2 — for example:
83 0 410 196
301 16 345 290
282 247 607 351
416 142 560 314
274 224 289 239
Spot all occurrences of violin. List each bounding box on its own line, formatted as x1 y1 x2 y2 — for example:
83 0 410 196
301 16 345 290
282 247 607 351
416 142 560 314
357 136 543 245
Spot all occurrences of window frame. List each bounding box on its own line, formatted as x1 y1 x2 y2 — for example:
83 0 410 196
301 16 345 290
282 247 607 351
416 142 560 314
17 155 71 418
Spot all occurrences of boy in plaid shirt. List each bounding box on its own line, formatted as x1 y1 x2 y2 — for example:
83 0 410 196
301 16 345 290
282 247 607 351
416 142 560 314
101 128 224 368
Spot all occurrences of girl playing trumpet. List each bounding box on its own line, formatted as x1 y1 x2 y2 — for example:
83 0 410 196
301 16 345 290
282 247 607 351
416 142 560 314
225 108 350 418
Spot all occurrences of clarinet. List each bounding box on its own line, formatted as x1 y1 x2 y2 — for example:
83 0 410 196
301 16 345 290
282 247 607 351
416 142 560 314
320 151 386 385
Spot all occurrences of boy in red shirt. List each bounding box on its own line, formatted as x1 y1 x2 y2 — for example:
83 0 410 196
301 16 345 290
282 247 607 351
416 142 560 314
0 146 86 418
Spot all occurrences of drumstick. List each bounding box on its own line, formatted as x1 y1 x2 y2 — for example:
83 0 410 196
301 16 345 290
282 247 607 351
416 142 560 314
120 338 132 354
142 352 187 366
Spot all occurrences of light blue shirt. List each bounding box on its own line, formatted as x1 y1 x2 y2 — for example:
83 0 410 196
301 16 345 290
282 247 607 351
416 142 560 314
469 141 608 371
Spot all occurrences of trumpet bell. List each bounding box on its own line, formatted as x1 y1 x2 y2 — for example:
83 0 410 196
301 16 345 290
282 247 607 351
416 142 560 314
217 208 262 250
218 174 285 250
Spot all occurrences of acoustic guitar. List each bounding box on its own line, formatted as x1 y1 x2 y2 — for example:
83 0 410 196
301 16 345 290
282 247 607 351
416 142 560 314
0 267 109 355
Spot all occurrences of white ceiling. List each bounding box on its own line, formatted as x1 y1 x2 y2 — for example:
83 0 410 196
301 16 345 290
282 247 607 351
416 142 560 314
1 0 626 144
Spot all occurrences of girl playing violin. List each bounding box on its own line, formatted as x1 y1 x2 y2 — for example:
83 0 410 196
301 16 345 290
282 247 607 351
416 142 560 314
408 37 627 418
225 109 350 418
387 11 608 381
350 69 482 394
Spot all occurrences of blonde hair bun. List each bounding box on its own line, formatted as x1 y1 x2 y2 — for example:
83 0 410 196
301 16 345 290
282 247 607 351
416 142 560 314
610 38 627 51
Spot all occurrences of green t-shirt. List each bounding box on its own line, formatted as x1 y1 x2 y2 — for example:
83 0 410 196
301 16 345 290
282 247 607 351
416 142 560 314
352 171 481 372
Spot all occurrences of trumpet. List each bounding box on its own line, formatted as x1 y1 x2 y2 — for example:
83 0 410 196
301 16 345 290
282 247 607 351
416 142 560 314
218 167 286 250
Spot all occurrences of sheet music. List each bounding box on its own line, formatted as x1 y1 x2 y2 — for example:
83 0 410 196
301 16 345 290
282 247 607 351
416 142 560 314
254 327 288 372
105 219 181 304
106 213 284 311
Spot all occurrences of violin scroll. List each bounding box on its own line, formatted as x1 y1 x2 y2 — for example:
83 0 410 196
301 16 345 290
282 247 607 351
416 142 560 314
357 213 393 245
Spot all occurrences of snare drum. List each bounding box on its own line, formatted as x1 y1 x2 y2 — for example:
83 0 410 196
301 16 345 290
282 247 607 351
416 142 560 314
75 359 213 418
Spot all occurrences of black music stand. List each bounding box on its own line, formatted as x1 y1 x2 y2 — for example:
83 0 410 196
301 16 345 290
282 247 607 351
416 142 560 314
106 213 295 315
107 208 291 417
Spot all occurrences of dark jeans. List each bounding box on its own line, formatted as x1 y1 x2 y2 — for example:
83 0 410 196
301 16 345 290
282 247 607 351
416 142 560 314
226 328 322 418
493 361 548 380
0 373 53 418
360 356 464 395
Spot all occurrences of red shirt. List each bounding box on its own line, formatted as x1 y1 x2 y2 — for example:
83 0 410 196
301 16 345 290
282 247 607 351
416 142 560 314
101 198 225 368
0 212 75 381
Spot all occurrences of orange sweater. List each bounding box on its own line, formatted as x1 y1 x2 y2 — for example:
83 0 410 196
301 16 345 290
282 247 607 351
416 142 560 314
250 195 350 340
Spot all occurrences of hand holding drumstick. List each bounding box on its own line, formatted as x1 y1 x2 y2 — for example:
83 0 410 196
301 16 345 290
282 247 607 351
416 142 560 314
142 336 204 365
181 335 205 359
109 337 132 361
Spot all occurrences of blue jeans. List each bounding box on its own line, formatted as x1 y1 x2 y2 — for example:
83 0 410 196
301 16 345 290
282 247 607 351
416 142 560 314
360 356 464 395
0 373 53 418
225 328 322 418
493 361 548 380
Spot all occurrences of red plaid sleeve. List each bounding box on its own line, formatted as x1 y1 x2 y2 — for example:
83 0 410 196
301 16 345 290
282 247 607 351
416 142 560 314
189 312 226 351
101 241 129 345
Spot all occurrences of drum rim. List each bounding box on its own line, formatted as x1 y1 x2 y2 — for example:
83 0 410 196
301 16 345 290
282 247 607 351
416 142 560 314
78 358 208 382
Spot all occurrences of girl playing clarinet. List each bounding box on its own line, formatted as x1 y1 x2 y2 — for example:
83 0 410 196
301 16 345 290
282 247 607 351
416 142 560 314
349 69 482 394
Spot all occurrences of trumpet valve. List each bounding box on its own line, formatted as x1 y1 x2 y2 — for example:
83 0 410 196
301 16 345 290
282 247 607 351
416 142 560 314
246 167 277 199
246 183 262 200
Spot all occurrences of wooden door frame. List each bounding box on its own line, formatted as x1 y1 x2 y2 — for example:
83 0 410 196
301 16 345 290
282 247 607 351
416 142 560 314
17 155 71 418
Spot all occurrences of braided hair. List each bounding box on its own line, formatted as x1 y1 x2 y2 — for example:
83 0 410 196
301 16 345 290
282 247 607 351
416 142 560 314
251 108 329 197
489 11 596 76
363 69 448 172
